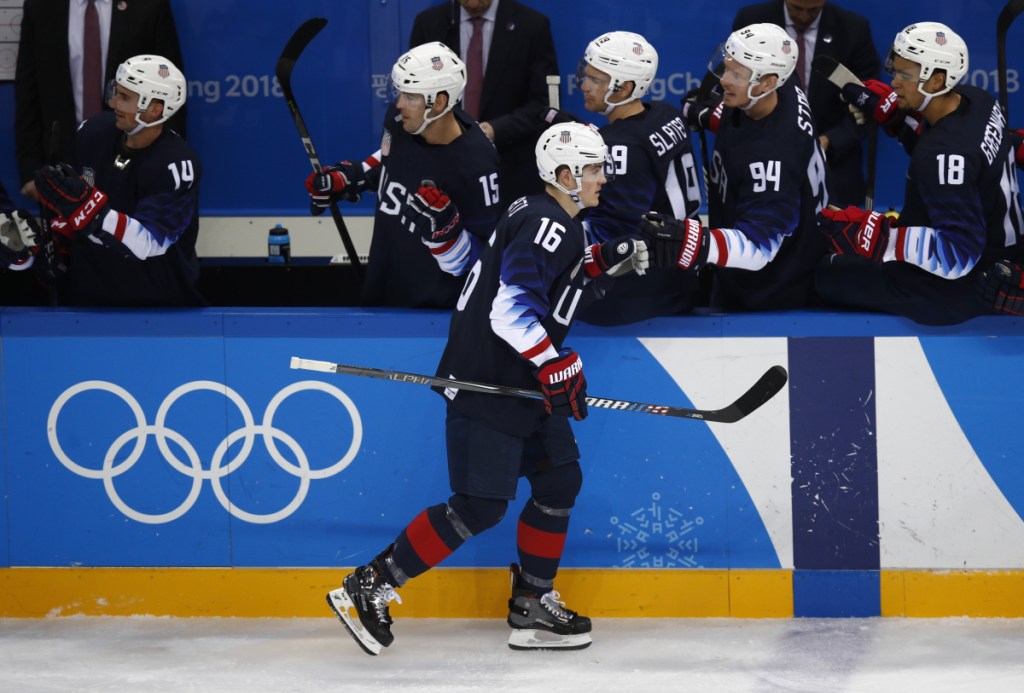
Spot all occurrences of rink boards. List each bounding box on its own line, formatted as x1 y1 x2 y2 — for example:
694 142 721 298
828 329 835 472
1 308 1023 618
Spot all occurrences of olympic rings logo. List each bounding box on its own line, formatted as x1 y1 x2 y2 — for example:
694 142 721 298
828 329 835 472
47 380 362 525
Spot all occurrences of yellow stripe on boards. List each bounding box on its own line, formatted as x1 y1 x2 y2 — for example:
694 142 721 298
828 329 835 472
881 570 1024 617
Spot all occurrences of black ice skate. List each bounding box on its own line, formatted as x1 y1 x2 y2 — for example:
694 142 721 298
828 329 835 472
326 561 402 656
506 563 592 651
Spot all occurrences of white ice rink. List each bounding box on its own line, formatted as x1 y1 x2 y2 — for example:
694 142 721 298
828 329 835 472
2 616 1023 692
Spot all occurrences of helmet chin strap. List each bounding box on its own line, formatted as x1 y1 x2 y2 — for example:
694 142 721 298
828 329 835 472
739 80 772 111
553 176 586 210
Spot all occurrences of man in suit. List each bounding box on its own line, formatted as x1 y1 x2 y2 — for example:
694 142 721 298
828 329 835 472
14 0 185 201
733 0 881 207
409 0 558 206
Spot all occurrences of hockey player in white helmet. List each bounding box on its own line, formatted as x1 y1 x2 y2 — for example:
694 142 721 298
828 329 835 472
327 122 647 655
305 42 503 308
31 54 203 306
641 23 829 311
816 22 1024 324
572 30 703 325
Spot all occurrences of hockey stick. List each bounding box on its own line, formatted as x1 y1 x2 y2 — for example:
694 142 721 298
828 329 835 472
36 121 63 306
290 356 788 424
997 0 1024 120
275 18 364 278
811 55 877 210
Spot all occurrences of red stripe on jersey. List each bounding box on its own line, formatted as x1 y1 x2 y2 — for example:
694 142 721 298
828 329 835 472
521 336 552 361
429 237 458 255
517 519 567 559
114 212 128 241
895 226 908 262
710 228 728 266
406 509 453 567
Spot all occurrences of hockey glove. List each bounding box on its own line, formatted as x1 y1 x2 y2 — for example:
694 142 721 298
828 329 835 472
841 80 899 129
820 206 892 263
0 209 40 266
638 212 710 272
535 349 588 421
1010 129 1024 170
542 108 584 125
305 160 368 214
34 163 109 233
681 89 722 133
584 236 649 278
400 182 463 243
977 260 1024 316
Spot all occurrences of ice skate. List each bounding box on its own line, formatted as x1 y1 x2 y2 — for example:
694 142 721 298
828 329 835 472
327 562 402 656
506 563 592 651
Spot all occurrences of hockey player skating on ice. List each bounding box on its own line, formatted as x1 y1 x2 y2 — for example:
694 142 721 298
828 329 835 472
814 22 1024 325
32 55 203 306
573 31 703 325
327 122 649 655
304 42 503 308
642 23 828 310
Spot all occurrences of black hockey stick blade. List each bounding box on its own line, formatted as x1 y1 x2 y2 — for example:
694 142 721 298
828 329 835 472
275 18 364 277
997 0 1024 119
290 357 788 424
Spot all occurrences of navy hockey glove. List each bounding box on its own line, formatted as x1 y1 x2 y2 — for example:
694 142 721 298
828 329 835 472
681 89 722 133
841 80 899 129
535 349 588 421
638 212 710 272
34 163 109 232
583 236 649 278
820 206 892 263
400 182 462 243
1010 129 1024 170
1 209 39 267
977 260 1024 316
305 160 367 214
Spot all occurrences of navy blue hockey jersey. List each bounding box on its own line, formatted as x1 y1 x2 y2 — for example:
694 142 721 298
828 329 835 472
580 101 703 324
71 113 203 306
362 104 502 308
435 193 595 436
893 84 1023 277
708 81 829 310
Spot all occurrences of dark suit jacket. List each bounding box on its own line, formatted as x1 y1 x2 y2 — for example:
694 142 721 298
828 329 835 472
409 0 558 205
14 0 186 186
734 1 881 207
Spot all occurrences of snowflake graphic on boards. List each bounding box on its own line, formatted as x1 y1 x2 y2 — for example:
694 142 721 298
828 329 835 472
610 492 704 567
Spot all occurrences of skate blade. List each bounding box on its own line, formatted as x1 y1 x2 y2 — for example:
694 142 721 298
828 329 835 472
326 589 382 656
507 628 592 651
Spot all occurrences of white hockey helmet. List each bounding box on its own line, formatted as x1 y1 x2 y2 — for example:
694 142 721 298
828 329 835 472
580 31 658 114
391 42 467 134
886 22 968 97
535 122 607 204
713 23 797 108
111 54 186 130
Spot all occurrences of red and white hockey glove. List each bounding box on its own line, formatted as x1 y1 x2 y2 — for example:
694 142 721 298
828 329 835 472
841 79 900 128
977 260 1024 315
584 236 649 277
305 160 368 213
681 89 722 134
820 206 893 263
34 163 109 233
638 212 710 272
1010 129 1024 170
535 349 588 421
400 183 463 243
0 209 39 267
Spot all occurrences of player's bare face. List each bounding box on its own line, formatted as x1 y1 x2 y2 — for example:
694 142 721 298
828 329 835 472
108 84 143 131
719 57 754 109
578 163 606 207
395 92 428 133
889 56 925 111
578 66 612 112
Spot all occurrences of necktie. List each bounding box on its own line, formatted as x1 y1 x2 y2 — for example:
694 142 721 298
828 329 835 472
795 28 808 92
83 0 102 120
464 16 484 119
